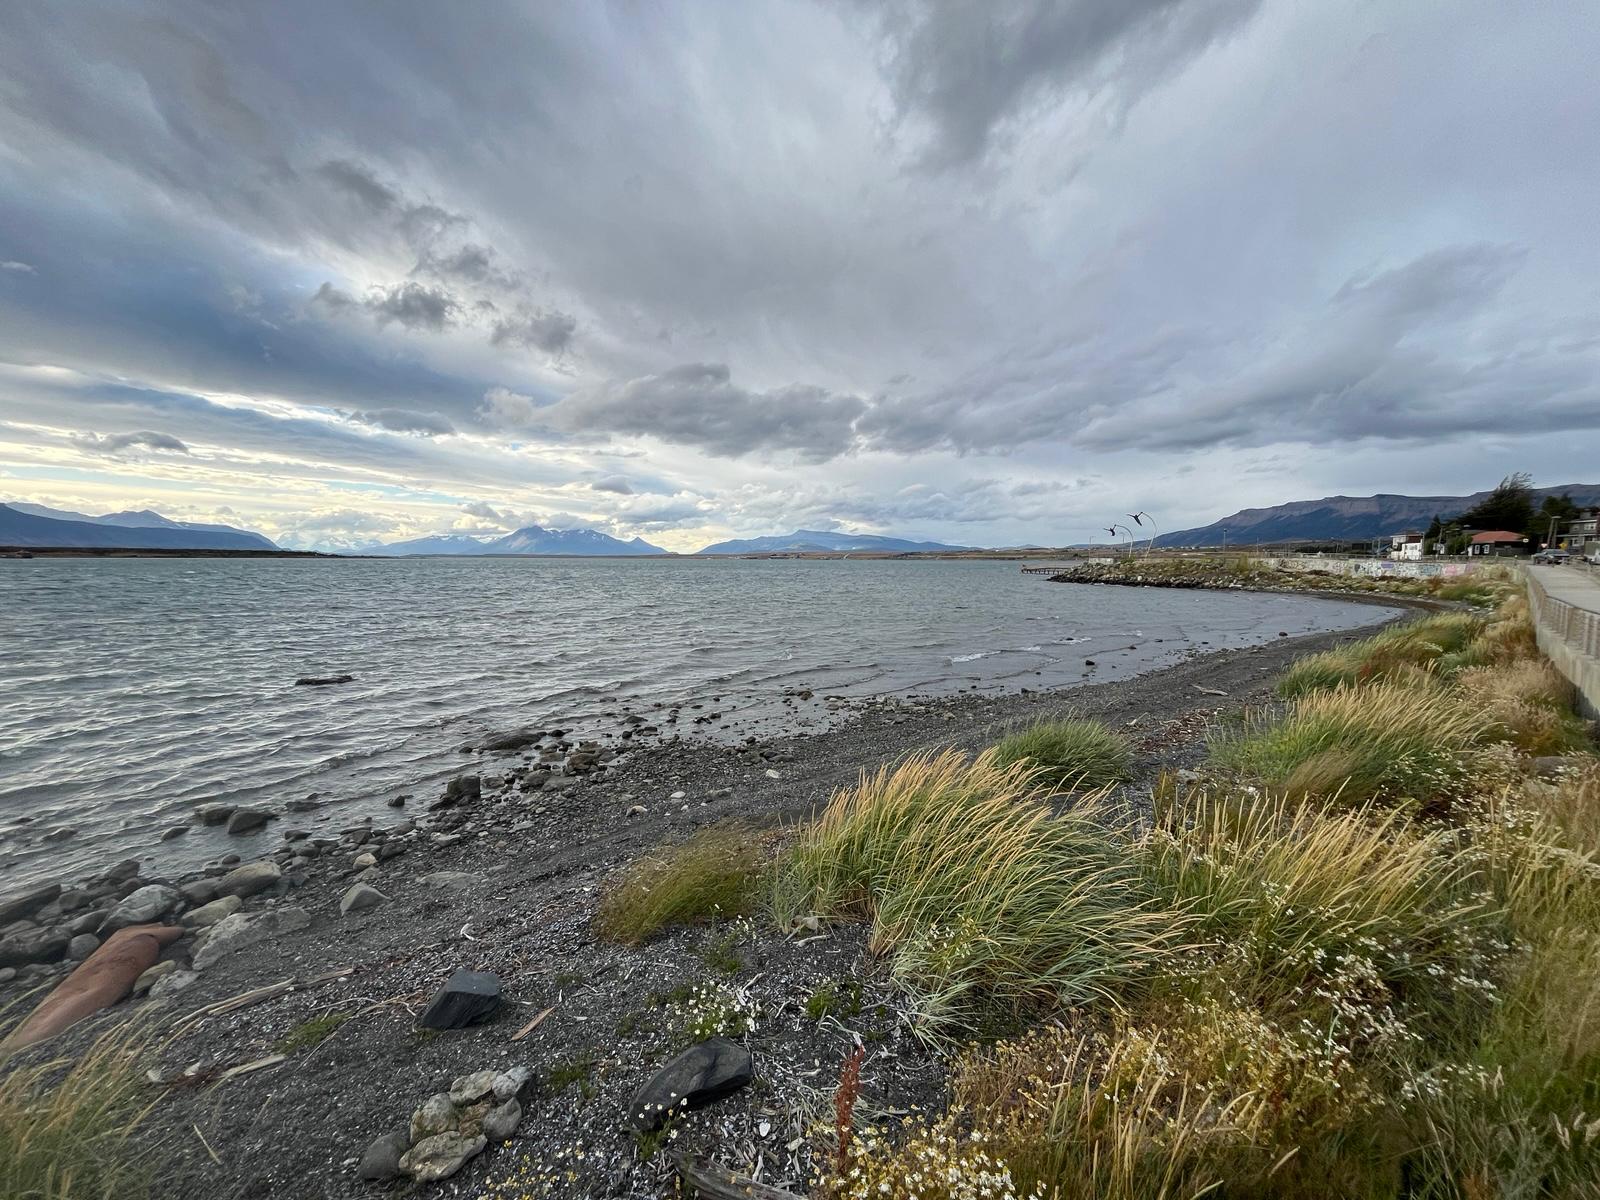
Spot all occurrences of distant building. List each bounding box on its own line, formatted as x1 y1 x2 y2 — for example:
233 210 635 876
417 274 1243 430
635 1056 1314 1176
1389 531 1424 561
1561 508 1598 552
1467 530 1530 557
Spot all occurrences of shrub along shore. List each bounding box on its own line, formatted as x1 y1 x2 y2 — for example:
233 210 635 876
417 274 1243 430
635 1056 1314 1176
3 566 1595 1199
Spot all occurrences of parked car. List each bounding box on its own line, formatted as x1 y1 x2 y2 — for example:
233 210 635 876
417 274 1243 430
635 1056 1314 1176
1532 549 1572 563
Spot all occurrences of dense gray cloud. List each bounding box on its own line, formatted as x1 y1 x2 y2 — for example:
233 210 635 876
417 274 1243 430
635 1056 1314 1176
490 307 577 355
871 0 1262 166
70 429 190 456
547 364 867 460
0 2 1597 550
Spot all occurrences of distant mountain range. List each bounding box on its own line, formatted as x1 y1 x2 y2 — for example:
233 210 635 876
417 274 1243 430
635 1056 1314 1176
365 526 667 556
695 529 970 555
0 503 278 550
1154 484 1600 547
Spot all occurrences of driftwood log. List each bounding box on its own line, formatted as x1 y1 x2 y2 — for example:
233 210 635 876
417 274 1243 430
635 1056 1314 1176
1 923 184 1050
669 1152 805 1199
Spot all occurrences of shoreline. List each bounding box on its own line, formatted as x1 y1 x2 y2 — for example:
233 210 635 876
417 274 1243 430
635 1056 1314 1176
0 614 1411 1199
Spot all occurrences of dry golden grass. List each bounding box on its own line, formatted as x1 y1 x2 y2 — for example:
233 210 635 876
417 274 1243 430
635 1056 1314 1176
776 751 1178 1039
0 1020 155 1200
593 820 773 944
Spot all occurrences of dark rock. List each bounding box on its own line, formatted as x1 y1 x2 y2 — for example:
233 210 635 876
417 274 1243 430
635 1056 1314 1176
0 883 60 926
284 796 322 813
43 826 77 842
295 674 354 686
159 825 189 841
178 879 220 907
225 808 274 835
359 1127 411 1181
386 795 407 807
629 1037 754 1131
0 929 69 969
418 969 502 1030
195 806 236 827
430 776 482 811
478 729 544 753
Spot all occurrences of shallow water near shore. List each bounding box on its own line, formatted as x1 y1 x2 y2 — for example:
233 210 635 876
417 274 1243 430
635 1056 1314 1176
0 556 1399 887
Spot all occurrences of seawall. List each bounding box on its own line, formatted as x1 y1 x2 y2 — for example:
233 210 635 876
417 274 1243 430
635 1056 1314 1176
1525 565 1600 718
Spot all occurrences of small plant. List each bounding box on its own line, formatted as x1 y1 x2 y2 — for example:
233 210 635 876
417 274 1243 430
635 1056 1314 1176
594 822 769 944
666 982 760 1045
806 978 863 1021
987 717 1132 789
546 1049 596 1098
274 1010 349 1054
833 1045 865 1177
698 919 752 976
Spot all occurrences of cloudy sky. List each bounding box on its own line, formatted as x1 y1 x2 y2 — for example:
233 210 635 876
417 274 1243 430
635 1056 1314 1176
1 1 1596 551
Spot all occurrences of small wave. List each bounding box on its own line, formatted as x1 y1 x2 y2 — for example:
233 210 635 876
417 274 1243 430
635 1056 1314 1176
949 651 989 663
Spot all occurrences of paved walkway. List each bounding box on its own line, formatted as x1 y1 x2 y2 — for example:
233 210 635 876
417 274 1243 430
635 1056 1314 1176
1525 563 1600 717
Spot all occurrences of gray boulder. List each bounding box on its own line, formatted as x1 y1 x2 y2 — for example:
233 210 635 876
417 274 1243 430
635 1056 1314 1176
67 933 101 960
147 968 198 999
449 1069 498 1105
482 1098 522 1142
0 883 60 926
358 1127 411 1182
181 895 242 927
133 960 177 993
192 906 310 969
629 1037 754 1131
178 879 220 907
338 883 387 916
225 808 274 835
100 884 181 933
410 1093 458 1143
491 1065 534 1102
216 861 281 899
399 1132 486 1183
0 929 68 969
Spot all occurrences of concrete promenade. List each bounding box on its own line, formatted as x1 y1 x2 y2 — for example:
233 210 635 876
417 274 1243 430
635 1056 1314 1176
1526 563 1600 717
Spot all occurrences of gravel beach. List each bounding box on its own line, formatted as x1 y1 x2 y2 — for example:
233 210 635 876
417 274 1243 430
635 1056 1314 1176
0 599 1425 1200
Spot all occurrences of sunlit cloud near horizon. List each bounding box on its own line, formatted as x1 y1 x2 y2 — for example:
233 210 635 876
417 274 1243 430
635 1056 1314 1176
2 2 1597 551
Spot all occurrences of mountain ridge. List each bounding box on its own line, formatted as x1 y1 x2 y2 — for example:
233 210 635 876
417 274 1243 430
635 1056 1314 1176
1154 484 1600 547
695 528 971 555
0 504 279 551
364 525 668 556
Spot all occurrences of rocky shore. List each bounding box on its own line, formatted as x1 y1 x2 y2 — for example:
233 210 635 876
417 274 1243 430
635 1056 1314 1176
0 617 1407 1199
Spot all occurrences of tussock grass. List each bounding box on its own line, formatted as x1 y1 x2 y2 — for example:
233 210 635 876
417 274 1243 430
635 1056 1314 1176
775 751 1177 1040
987 717 1131 789
1277 612 1483 696
0 1021 155 1200
1211 682 1494 805
1142 790 1500 1021
594 821 771 944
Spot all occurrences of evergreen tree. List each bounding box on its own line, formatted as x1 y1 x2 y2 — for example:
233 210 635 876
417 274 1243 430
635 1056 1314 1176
1456 473 1534 534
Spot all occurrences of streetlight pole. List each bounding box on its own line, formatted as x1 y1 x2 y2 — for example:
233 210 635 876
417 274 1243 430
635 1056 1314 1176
1128 512 1158 556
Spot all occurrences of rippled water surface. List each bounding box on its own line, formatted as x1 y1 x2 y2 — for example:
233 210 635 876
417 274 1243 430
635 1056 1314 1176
0 557 1397 885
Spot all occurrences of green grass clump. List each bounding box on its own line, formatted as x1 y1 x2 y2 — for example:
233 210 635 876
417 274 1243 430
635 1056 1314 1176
546 1049 596 1097
987 717 1132 789
0 1022 155 1200
1211 681 1494 806
1277 612 1484 697
594 822 768 944
274 1011 349 1054
775 751 1177 1041
804 978 863 1021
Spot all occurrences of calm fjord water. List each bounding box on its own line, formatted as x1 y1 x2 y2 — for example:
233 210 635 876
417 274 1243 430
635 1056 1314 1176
0 557 1397 886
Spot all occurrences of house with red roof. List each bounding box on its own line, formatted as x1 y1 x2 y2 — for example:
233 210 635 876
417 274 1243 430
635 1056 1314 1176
1467 530 1530 557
